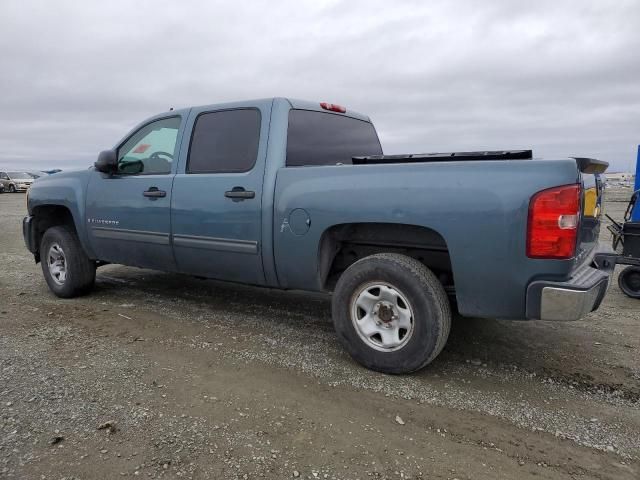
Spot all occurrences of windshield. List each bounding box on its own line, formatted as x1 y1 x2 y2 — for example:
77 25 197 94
7 172 32 179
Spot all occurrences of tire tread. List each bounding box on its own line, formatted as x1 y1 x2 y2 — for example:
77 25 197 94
332 252 451 373
40 225 96 298
618 266 640 299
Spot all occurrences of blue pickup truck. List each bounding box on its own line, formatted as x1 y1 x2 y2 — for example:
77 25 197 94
23 98 612 373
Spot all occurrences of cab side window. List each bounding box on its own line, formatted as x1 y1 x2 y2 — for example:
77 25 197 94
117 117 181 175
187 109 261 174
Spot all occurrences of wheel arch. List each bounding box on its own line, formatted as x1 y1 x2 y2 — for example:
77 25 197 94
30 204 81 260
317 222 455 303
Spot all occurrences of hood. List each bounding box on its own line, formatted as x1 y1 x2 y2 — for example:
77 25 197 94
27 168 92 215
30 168 89 185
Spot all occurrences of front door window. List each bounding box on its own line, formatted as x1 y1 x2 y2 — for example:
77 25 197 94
117 117 181 175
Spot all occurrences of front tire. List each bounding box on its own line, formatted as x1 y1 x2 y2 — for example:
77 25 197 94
8 184 15 193
618 266 640 299
332 253 451 374
40 226 96 298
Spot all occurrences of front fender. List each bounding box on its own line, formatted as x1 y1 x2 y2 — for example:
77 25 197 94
27 169 95 258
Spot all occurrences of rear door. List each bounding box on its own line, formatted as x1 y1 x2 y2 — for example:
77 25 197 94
85 115 185 270
171 101 272 285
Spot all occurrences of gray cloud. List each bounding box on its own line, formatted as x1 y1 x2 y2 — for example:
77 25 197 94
0 0 638 171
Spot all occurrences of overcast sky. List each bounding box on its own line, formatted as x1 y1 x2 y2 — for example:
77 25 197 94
0 0 638 172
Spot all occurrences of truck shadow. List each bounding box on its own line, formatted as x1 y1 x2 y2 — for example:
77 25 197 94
94 266 638 400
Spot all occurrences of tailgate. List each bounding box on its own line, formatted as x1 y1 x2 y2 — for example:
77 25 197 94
576 158 607 260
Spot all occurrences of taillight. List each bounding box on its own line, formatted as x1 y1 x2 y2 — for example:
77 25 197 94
527 184 581 259
320 102 346 113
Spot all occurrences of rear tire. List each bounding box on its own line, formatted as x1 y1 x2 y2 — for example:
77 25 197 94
40 226 96 298
332 253 451 374
618 266 640 299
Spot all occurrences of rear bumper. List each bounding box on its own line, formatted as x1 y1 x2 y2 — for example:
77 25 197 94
526 250 615 321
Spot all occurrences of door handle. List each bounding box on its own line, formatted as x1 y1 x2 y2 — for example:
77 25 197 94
224 187 255 201
143 187 166 198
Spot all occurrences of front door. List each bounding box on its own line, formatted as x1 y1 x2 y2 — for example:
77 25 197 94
171 102 271 285
85 115 186 271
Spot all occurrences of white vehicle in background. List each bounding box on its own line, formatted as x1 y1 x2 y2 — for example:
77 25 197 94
0 171 34 193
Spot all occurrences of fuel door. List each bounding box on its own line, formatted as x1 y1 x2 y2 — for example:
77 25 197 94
288 208 311 236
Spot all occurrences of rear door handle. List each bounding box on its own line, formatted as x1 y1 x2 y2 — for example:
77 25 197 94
225 187 255 201
143 187 166 198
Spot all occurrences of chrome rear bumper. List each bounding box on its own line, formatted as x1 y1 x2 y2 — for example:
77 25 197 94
526 251 614 321
538 281 608 321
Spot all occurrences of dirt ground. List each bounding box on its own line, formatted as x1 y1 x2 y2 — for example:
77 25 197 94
0 188 638 480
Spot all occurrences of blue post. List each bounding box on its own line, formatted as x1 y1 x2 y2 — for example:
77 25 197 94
634 145 640 221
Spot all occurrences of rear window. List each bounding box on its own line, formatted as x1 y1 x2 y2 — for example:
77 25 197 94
286 110 382 167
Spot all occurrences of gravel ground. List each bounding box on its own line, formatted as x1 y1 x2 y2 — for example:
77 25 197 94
0 188 638 479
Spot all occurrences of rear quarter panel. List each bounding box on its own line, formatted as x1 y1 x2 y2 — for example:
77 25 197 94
274 159 581 319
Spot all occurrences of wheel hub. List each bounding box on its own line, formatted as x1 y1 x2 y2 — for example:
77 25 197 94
374 301 397 324
350 283 414 352
47 243 67 286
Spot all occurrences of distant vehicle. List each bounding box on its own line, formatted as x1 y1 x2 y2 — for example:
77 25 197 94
0 171 34 193
23 98 613 373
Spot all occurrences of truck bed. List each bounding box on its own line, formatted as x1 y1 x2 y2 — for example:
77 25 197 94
273 157 594 319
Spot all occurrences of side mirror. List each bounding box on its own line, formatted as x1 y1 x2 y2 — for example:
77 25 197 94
94 150 117 173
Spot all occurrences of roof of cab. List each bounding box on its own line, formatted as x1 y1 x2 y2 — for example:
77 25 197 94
140 97 371 125
284 98 371 122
